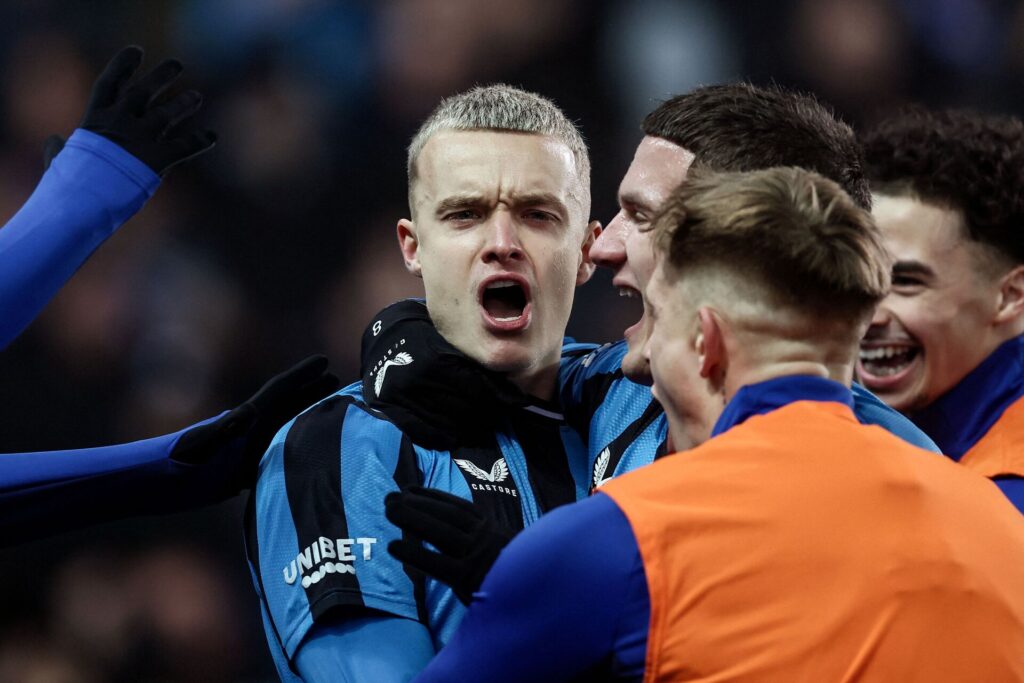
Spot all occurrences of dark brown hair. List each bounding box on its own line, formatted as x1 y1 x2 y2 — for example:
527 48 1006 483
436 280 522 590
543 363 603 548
862 107 1024 265
642 83 871 211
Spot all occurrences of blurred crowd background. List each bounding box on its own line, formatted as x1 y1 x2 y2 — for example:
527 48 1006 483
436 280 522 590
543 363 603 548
2 0 1023 680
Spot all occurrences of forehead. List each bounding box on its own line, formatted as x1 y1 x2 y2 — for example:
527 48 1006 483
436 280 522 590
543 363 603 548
414 130 580 204
872 194 967 261
620 136 695 204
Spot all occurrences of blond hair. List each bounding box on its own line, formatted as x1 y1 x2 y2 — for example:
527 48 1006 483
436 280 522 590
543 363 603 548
653 167 889 325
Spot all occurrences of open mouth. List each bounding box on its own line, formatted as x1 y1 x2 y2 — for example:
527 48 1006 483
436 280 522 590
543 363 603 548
479 276 532 332
858 345 920 380
617 285 644 337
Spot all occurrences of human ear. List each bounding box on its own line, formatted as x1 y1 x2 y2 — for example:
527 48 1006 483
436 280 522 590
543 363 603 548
576 220 602 286
397 219 423 278
697 307 725 384
994 265 1024 325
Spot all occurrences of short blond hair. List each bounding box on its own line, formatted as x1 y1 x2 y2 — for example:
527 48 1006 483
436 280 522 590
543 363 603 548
653 167 889 325
407 84 590 211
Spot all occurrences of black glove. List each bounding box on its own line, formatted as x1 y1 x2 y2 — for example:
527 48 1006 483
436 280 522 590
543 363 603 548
170 355 340 491
43 45 216 174
361 299 529 450
385 486 514 605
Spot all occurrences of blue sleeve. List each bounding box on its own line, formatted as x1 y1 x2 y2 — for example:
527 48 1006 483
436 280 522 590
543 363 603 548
249 394 427 670
851 383 941 453
0 129 158 349
295 615 435 683
414 493 649 683
994 477 1024 515
0 414 241 547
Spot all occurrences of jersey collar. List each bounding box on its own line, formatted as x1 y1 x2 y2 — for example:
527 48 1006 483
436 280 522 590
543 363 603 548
711 375 855 438
908 335 1024 460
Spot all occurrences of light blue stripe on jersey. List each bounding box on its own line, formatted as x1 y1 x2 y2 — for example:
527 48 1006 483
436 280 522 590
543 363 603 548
253 416 312 659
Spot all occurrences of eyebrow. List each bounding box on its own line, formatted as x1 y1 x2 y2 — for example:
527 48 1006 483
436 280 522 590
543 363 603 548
892 260 936 278
618 190 657 214
434 192 569 218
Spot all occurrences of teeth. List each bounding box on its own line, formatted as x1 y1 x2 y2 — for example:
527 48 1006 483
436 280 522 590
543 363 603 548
487 280 517 290
618 287 637 298
495 316 522 322
859 346 913 360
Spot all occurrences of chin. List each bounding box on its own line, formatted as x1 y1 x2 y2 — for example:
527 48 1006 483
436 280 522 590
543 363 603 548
621 348 653 385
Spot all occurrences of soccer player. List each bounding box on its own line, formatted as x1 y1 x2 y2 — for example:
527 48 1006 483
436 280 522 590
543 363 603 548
859 108 1024 511
386 84 938 605
413 167 1024 683
0 46 338 546
245 85 600 682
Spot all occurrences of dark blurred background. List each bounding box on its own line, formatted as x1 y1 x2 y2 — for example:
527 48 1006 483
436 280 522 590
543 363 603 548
1 0 1022 680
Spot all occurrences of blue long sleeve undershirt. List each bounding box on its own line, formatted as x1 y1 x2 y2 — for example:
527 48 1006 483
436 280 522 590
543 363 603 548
0 128 158 349
0 130 245 546
414 492 648 683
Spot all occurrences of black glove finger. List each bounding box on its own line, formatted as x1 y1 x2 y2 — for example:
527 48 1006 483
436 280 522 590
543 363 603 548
154 129 217 174
387 538 463 584
42 134 66 171
121 58 184 115
401 486 483 526
248 355 330 413
149 90 203 136
87 46 143 111
289 372 341 411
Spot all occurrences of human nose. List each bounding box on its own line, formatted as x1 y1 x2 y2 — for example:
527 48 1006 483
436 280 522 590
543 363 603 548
590 211 628 270
482 211 524 263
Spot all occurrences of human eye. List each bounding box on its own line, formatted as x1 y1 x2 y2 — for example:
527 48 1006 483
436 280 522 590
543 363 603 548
442 208 481 223
524 208 560 224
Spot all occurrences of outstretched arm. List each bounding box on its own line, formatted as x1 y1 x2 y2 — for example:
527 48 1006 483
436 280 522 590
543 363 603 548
413 493 649 682
0 355 338 548
0 45 215 349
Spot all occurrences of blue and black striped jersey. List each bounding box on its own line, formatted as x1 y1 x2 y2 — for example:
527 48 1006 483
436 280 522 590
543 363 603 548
246 366 590 679
559 340 942 492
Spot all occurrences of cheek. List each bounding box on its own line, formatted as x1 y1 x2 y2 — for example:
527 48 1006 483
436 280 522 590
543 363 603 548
625 233 656 285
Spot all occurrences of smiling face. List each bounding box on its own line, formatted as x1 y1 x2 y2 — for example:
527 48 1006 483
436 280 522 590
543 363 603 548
859 194 1005 411
399 129 596 398
590 136 694 383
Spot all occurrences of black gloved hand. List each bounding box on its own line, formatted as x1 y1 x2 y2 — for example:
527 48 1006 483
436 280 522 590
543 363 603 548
44 45 216 174
170 355 340 491
385 486 514 605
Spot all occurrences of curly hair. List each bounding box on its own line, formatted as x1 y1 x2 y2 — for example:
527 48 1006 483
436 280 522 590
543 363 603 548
862 107 1024 265
642 83 871 211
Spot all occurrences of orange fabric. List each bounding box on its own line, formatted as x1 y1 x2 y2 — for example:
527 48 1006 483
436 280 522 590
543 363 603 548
960 395 1024 479
602 400 1024 683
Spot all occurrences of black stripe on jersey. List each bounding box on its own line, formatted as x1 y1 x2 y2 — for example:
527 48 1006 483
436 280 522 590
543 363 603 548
394 434 429 624
282 394 365 618
592 399 665 492
453 438 526 534
512 409 578 513
564 367 623 439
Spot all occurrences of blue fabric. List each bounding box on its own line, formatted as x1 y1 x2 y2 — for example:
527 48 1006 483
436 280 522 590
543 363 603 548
712 376 854 437
559 346 940 491
0 129 159 349
994 478 1024 514
414 492 647 682
909 336 1024 460
249 378 589 679
295 615 435 683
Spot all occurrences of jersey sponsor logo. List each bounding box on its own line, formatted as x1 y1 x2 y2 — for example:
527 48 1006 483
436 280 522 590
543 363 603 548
283 536 377 589
373 351 413 396
455 457 509 483
592 447 612 490
456 457 519 497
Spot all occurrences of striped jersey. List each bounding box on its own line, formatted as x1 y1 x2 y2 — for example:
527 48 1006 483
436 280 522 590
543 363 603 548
245 366 589 679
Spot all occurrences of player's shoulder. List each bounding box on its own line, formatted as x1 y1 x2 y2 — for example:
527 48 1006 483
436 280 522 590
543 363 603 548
560 340 627 375
850 383 941 453
260 381 409 476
